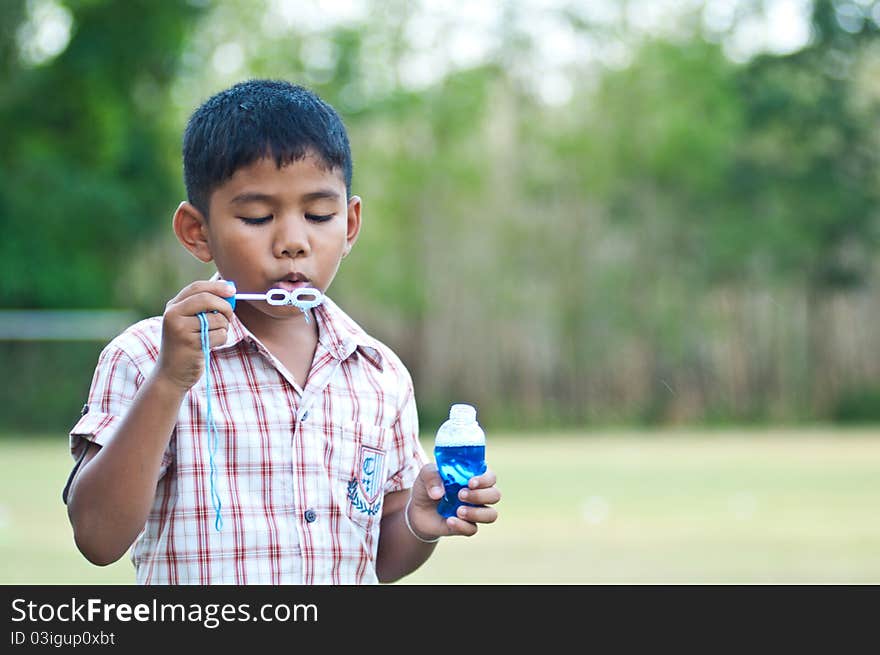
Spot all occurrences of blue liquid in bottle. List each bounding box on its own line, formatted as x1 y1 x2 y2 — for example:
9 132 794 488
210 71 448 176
434 404 486 519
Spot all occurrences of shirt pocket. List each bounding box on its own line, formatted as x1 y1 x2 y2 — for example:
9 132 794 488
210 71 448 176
335 422 390 526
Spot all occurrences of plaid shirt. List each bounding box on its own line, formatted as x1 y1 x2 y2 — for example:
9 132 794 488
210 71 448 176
68 295 426 584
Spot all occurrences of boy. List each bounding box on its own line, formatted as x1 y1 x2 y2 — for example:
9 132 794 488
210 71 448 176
63 79 501 584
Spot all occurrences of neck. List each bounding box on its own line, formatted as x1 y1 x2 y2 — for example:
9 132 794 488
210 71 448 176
234 302 319 347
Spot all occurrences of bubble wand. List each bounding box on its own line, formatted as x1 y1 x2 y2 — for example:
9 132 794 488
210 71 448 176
199 284 325 531
226 287 324 323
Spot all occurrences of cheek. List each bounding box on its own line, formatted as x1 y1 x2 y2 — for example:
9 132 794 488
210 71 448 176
210 229 260 265
313 224 347 250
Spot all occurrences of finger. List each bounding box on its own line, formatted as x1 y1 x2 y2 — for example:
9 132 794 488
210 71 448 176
445 516 478 537
418 463 445 500
175 325 228 350
468 468 497 489
458 486 501 506
457 505 498 524
168 280 237 307
208 327 230 348
168 279 236 304
169 292 233 318
174 292 235 323
186 311 229 333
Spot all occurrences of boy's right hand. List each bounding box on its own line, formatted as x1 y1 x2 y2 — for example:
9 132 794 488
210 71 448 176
155 280 236 392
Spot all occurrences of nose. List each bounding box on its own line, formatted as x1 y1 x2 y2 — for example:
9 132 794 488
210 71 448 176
273 215 310 259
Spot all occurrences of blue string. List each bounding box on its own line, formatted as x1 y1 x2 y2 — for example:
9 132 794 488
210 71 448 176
198 312 223 532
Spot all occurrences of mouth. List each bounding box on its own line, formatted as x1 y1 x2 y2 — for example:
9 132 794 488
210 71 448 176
273 272 313 292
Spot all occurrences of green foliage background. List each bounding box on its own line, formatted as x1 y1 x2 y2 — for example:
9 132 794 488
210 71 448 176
3 0 880 432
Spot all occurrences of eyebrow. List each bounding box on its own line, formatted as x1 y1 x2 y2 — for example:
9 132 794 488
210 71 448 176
230 189 341 205
301 189 342 202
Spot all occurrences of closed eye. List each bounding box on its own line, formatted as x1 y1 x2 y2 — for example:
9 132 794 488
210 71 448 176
306 213 335 222
238 215 272 225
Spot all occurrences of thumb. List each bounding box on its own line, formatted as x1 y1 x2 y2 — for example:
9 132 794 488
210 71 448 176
418 463 445 502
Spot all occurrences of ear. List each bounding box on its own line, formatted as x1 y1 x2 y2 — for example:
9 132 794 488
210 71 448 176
343 195 362 259
172 201 213 263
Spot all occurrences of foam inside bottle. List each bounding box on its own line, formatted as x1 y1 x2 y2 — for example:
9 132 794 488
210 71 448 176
434 404 486 518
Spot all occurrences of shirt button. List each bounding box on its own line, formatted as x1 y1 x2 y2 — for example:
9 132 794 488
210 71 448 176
80 404 89 416
301 410 309 421
304 508 317 523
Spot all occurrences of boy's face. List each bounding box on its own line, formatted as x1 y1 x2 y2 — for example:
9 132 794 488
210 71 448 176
178 152 360 322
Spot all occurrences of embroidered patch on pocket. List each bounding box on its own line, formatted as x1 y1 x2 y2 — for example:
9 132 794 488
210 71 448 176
347 445 386 515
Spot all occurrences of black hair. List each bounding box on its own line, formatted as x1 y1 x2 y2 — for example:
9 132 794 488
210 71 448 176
183 79 353 216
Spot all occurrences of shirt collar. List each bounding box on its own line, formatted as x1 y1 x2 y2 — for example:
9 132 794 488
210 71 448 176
219 310 252 350
314 295 384 370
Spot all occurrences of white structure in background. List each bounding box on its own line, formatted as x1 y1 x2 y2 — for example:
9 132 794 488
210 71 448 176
0 310 138 341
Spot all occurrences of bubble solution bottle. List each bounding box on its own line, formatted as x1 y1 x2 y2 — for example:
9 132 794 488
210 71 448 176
434 403 487 519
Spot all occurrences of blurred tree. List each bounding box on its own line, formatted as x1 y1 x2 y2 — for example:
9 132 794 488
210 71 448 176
0 0 205 309
728 0 880 289
563 0 880 418
563 36 746 420
6 0 880 430
733 0 880 407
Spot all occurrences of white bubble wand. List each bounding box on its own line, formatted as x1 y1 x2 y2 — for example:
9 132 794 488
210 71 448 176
226 286 324 323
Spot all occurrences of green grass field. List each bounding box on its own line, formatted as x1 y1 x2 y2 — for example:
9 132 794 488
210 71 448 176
1 428 878 584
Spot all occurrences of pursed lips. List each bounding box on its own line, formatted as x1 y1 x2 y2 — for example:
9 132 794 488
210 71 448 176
273 274 312 292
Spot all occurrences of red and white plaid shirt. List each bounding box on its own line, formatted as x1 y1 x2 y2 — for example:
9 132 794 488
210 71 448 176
69 295 426 584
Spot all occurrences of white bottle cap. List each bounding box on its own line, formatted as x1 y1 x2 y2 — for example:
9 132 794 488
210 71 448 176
449 403 477 423
436 403 484 447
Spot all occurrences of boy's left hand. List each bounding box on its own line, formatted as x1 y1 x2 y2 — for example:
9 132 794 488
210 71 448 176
407 464 501 541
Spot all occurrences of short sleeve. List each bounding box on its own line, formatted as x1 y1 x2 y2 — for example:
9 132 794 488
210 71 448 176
68 343 173 477
384 380 428 494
